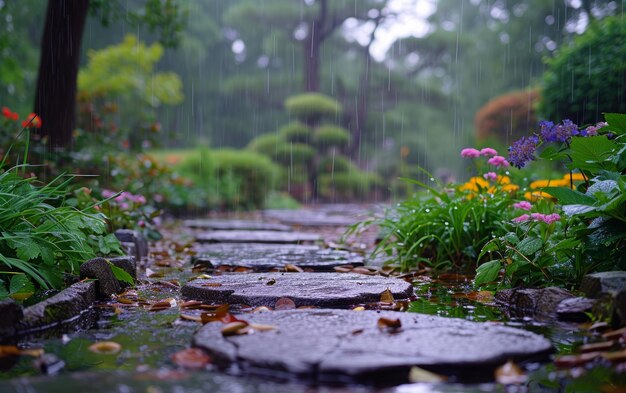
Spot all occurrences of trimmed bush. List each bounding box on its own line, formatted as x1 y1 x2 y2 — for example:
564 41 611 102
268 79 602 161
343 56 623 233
272 143 316 166
474 90 539 142
279 121 311 143
317 154 355 174
541 16 626 125
318 171 383 201
285 93 342 123
313 125 351 149
246 133 285 157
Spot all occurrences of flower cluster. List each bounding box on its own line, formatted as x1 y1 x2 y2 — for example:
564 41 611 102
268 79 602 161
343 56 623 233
512 212 561 225
523 173 585 201
508 136 539 169
2 107 42 129
101 189 147 210
2 107 19 121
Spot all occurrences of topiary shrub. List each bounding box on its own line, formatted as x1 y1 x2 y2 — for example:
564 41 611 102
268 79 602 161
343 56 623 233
541 16 626 125
279 121 311 143
313 125 351 149
474 89 540 142
285 93 342 124
318 171 383 201
317 154 354 174
246 133 285 157
272 143 316 166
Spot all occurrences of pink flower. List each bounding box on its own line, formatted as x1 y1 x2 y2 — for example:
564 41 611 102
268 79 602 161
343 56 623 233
461 148 481 158
480 147 498 157
531 213 544 221
512 214 530 223
102 189 117 199
542 213 561 224
483 172 498 181
487 155 510 167
132 194 147 204
119 202 130 210
513 201 532 211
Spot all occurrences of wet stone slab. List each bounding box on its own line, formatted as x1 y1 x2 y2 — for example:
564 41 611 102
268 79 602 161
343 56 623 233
192 243 364 271
182 273 413 308
262 209 360 227
196 230 321 244
184 219 291 232
192 309 553 384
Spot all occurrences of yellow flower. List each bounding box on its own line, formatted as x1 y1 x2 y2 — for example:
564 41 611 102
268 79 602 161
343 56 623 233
530 179 555 189
502 184 519 193
496 175 511 185
562 172 586 182
524 191 554 201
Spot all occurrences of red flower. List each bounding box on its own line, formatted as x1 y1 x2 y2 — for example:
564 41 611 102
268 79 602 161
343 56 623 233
21 113 42 128
2 106 19 121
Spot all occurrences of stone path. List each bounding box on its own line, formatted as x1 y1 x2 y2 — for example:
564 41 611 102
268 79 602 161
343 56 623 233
184 219 291 232
180 206 555 384
192 243 364 271
193 309 552 383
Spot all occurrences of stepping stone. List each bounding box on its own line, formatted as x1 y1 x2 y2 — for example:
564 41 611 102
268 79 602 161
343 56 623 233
196 230 320 244
182 273 413 308
184 219 291 232
192 309 553 383
192 243 364 271
580 271 626 298
262 209 357 227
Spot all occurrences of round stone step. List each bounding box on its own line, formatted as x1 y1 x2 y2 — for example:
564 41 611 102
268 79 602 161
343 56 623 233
196 230 321 244
192 244 364 272
181 272 413 308
192 309 553 384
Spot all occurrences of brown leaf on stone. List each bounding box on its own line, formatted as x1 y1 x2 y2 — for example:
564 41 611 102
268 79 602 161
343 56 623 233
353 306 365 311
201 283 223 287
603 350 626 363
221 321 249 336
352 267 376 275
351 328 364 335
408 366 447 383
588 321 610 332
377 317 402 331
248 323 277 332
554 352 602 368
179 313 202 322
579 341 614 353
380 288 394 303
155 258 176 267
334 265 353 273
495 360 526 385
148 298 177 311
179 300 203 309
171 348 212 369
275 297 296 310
88 341 122 355
0 346 43 358
251 306 273 313
116 297 137 305
603 326 626 340
466 290 495 303
284 264 304 273
234 266 254 273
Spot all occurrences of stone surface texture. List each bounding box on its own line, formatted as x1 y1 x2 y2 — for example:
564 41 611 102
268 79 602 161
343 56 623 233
114 229 149 260
196 230 321 244
580 271 626 298
495 287 573 318
192 309 553 383
192 244 363 271
182 272 414 308
18 282 96 332
80 258 121 299
184 219 291 232
0 299 23 341
555 297 596 321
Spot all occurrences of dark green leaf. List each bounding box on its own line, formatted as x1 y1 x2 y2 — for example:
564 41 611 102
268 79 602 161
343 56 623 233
517 237 543 255
604 113 626 135
9 274 35 296
566 136 618 172
562 204 597 216
474 260 501 286
542 187 596 205
107 261 134 286
504 232 520 245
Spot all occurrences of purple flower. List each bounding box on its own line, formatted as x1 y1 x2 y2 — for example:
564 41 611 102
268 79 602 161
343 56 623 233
508 136 539 169
480 148 498 157
542 213 561 224
513 201 532 211
512 214 530 223
487 155 510 167
539 119 580 143
461 148 481 158
483 172 498 181
583 121 607 137
102 189 116 199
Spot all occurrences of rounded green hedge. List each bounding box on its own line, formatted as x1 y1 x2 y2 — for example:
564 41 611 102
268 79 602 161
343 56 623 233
541 16 626 125
246 133 284 157
317 154 354 174
284 93 342 122
279 122 311 143
272 142 316 166
318 171 383 201
313 125 351 148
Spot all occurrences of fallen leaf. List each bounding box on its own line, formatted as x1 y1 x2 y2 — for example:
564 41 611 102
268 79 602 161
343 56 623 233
266 278 277 286
603 327 626 340
495 360 526 384
352 267 376 275
179 300 203 309
201 283 223 287
148 298 177 311
579 341 614 353
351 329 364 335
221 321 249 336
193 274 213 280
179 314 202 322
251 306 273 313
334 266 353 273
88 341 122 355
602 350 626 363
377 317 402 331
171 348 212 369
380 288 394 303
409 366 446 383
554 352 601 368
353 306 365 311
0 346 43 358
248 323 277 332
466 290 494 303
275 297 296 310
284 264 304 273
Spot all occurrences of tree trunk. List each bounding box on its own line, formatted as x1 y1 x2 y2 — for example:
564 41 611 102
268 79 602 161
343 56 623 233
304 29 321 92
34 0 90 149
